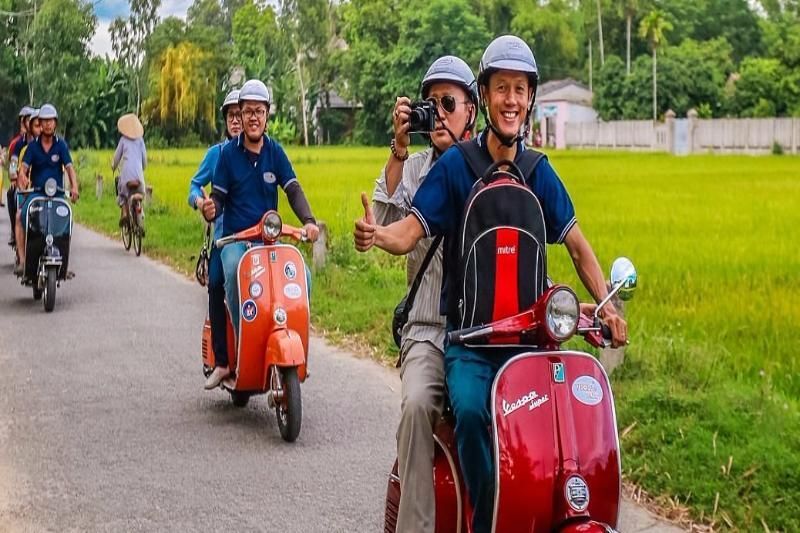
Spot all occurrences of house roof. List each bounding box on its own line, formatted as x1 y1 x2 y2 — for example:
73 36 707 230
314 90 362 110
536 79 593 106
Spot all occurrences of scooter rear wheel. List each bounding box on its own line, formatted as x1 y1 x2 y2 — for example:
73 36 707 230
276 367 302 443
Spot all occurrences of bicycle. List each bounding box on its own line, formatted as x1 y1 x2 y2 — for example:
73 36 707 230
119 180 145 256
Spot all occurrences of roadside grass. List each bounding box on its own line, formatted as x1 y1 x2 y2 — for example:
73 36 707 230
72 146 800 530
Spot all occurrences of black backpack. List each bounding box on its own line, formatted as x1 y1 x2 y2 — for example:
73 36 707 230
450 139 547 343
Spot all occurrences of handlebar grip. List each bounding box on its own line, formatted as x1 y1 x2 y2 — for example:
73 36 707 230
601 323 613 341
447 325 489 345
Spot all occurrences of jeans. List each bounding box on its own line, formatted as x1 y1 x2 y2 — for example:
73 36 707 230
445 344 520 533
207 246 229 367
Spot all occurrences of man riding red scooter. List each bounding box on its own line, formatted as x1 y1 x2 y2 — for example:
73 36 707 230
355 35 628 532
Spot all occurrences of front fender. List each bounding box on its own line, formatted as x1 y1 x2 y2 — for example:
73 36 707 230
266 329 305 368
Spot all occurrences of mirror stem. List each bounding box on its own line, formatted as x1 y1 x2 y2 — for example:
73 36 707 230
594 281 625 320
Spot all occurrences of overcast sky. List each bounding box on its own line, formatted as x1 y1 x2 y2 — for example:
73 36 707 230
90 0 193 58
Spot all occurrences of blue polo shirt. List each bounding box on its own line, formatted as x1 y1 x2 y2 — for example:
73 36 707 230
410 131 577 316
21 135 73 189
212 134 297 236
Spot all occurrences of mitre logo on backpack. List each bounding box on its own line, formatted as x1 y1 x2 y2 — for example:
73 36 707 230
450 138 547 346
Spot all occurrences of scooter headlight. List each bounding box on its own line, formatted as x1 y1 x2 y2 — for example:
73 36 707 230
545 287 579 341
262 211 282 241
44 178 58 197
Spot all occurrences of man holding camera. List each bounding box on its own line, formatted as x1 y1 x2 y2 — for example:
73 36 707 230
355 36 627 532
360 55 477 532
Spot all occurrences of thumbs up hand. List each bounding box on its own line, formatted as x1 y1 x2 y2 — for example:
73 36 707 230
354 192 377 252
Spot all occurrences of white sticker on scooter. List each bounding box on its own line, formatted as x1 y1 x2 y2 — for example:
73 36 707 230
249 281 263 298
283 283 302 299
56 206 69 217
572 376 603 406
241 299 258 322
284 261 297 280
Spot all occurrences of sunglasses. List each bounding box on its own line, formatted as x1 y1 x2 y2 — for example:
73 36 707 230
426 95 469 114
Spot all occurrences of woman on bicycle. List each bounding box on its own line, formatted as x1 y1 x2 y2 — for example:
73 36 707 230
112 113 147 227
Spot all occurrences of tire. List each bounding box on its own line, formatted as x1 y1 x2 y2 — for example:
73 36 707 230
43 267 57 312
121 218 132 251
275 367 302 442
230 391 250 408
133 225 142 256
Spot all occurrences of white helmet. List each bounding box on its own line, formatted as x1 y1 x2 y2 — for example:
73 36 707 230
477 35 539 146
238 79 271 106
38 103 58 120
220 89 240 113
29 108 40 120
18 105 34 117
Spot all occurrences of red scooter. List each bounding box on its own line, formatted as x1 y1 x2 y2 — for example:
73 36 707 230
384 258 637 533
201 210 310 442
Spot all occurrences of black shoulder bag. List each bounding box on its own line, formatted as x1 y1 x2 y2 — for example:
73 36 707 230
392 235 443 355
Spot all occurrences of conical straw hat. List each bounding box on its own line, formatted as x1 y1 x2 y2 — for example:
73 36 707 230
117 113 144 139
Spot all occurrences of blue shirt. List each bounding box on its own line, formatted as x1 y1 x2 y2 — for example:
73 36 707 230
212 134 297 236
21 136 73 189
189 141 226 240
411 132 577 315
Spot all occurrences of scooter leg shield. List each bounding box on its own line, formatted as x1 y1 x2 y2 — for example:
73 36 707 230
558 520 617 533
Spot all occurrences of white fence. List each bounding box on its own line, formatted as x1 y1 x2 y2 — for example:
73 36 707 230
565 120 668 151
565 115 800 154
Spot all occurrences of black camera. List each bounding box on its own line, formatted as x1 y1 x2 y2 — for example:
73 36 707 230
408 100 437 132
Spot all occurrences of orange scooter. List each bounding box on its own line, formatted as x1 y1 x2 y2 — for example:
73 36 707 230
201 210 309 442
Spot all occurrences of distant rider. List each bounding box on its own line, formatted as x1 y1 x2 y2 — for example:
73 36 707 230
201 79 319 389
16 104 79 274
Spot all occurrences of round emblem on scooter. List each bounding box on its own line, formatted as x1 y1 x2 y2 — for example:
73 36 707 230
565 475 590 512
273 307 287 325
241 299 258 322
249 281 263 298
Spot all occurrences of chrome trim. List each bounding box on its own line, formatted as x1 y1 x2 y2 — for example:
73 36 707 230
433 434 463 533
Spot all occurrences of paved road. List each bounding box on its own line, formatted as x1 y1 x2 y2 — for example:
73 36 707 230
0 219 683 532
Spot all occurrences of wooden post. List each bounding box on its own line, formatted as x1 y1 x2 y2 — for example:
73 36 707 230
312 220 328 270
599 281 626 375
95 174 103 200
145 185 153 205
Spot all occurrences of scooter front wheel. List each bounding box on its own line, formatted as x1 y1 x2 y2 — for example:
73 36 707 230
276 367 302 443
43 267 57 312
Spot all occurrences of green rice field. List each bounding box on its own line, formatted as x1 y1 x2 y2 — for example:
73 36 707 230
72 146 800 530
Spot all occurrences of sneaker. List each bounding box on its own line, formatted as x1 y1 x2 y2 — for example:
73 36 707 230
204 366 231 390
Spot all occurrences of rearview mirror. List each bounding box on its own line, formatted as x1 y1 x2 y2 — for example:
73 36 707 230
610 257 637 301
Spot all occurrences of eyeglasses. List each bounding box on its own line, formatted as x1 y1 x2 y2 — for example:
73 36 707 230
427 95 469 114
242 108 267 119
226 112 242 121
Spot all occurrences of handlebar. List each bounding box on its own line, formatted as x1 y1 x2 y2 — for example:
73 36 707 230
214 225 308 249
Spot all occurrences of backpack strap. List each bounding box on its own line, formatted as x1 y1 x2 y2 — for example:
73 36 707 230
515 149 545 188
455 139 492 182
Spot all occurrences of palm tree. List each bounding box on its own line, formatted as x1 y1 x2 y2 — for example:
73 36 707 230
638 10 672 120
620 0 638 75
